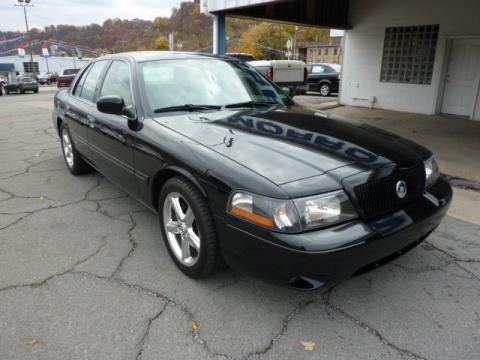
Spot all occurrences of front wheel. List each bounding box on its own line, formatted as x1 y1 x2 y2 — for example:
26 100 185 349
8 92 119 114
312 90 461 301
60 124 93 175
159 177 223 278
319 83 331 97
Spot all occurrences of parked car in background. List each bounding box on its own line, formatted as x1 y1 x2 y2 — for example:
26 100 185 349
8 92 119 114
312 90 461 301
37 72 57 85
306 63 341 96
53 52 451 290
248 60 307 96
57 68 80 88
4 75 39 94
226 52 255 61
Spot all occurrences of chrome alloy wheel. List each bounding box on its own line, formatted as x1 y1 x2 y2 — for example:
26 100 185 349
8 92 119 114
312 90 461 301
62 129 74 168
162 192 201 266
320 84 330 96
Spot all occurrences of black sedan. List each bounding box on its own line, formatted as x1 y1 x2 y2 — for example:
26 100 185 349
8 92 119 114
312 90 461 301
5 75 39 94
306 63 340 96
52 52 451 290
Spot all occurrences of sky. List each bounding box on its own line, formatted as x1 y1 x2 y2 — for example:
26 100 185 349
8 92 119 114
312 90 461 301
0 0 187 32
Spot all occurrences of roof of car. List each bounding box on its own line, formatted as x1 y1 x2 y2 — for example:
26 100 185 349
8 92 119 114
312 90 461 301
97 51 220 63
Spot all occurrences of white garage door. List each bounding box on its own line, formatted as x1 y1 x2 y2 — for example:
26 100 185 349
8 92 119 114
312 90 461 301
441 38 480 118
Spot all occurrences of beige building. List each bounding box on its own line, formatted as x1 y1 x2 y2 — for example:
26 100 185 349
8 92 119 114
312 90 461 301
299 42 342 64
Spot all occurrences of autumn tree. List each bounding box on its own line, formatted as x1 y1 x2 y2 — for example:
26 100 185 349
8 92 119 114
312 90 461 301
231 21 331 60
154 37 169 50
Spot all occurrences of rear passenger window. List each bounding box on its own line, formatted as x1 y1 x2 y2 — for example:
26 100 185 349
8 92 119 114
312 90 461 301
79 61 107 103
72 66 90 96
100 61 132 106
311 66 325 74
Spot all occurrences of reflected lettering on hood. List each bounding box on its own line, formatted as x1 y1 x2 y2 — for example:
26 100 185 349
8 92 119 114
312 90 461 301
222 114 390 167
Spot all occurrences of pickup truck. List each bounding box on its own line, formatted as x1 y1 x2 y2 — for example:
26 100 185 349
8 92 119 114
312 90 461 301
248 60 307 96
57 68 80 88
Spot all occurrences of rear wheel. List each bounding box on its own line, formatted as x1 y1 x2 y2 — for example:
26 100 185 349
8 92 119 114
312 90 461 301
159 177 223 278
319 83 331 97
60 124 93 175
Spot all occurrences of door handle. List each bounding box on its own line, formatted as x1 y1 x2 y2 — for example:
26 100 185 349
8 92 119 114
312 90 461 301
87 115 96 128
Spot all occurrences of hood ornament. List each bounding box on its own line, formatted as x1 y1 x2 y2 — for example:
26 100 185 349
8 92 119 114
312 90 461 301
396 180 407 199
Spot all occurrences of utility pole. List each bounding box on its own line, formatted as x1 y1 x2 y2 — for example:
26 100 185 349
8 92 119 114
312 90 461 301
15 0 35 75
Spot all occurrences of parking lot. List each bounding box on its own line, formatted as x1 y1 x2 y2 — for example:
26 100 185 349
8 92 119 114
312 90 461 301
1 88 479 360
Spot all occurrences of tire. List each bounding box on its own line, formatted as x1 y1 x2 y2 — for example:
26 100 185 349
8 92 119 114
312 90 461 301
159 176 223 279
19 89 24 94
59 123 93 175
319 82 331 97
34 89 39 93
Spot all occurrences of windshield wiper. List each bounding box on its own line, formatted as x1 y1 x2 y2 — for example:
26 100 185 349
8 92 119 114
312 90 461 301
223 101 279 109
154 104 221 113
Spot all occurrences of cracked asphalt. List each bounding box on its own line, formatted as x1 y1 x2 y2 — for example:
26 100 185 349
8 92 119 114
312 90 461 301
1 88 480 360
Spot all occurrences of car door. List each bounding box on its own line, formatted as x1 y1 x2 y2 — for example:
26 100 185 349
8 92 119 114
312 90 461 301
307 65 325 91
88 59 137 195
65 61 109 159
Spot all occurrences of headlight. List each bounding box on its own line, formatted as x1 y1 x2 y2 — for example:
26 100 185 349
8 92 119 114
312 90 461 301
293 190 357 230
424 156 439 187
228 190 357 233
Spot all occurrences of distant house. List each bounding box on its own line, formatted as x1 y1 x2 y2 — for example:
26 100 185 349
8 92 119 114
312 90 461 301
298 41 342 64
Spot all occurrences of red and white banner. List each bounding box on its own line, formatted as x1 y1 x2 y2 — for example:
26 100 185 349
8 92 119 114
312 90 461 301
42 44 49 57
18 44 26 58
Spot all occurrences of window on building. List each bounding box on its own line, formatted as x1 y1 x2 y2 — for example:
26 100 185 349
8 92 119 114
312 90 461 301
324 48 329 55
317 48 322 56
380 24 439 84
22 62 39 75
334 48 338 55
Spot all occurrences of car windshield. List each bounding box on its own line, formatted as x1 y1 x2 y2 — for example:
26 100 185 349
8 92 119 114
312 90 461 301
140 58 293 113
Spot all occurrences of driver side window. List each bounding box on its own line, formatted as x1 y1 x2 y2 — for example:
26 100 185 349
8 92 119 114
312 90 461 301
100 61 133 107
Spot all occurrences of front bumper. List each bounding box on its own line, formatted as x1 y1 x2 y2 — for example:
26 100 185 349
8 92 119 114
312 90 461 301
216 177 452 290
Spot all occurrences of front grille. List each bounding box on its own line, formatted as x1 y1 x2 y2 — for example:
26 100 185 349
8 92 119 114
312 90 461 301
354 165 425 219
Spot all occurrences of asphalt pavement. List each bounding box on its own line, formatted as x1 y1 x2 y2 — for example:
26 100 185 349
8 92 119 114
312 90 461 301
0 87 479 360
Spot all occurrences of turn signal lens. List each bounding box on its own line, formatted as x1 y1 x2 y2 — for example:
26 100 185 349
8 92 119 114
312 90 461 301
228 192 300 232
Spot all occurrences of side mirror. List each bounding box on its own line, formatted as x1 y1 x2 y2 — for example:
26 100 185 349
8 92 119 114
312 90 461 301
281 87 294 97
97 95 125 115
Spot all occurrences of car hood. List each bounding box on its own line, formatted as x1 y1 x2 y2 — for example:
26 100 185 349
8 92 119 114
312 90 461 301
154 105 430 188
